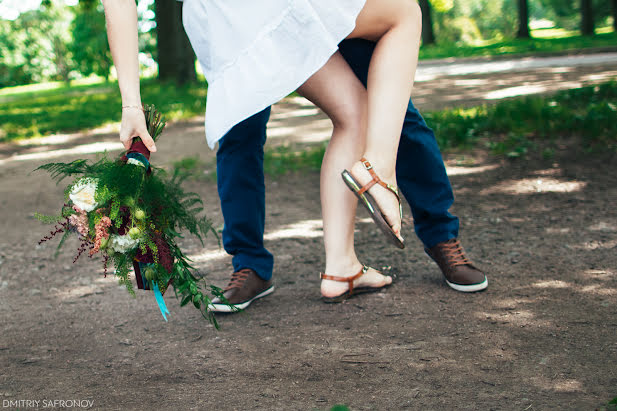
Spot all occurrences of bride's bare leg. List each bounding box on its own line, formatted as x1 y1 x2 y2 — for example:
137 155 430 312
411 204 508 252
297 53 392 297
346 0 423 240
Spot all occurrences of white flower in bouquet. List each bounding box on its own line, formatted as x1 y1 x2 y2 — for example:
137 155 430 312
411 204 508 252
109 234 140 253
69 178 99 212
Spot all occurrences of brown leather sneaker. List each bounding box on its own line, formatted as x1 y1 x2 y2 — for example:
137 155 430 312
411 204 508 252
426 238 488 292
208 268 274 313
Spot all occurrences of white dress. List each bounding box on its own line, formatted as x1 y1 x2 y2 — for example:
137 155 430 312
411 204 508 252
181 0 366 149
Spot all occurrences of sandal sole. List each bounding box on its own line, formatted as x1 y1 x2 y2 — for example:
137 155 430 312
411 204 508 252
208 285 275 313
342 170 405 249
322 284 391 304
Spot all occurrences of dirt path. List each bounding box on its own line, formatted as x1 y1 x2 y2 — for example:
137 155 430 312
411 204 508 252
1 57 616 410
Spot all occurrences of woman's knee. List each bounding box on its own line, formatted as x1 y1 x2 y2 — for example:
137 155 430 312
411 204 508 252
398 0 422 32
331 97 367 135
353 0 422 40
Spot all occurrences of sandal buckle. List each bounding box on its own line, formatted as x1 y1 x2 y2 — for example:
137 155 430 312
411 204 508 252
361 159 373 170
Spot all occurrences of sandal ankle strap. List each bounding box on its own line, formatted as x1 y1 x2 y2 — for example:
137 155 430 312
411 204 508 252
357 158 402 218
320 266 368 295
357 157 400 200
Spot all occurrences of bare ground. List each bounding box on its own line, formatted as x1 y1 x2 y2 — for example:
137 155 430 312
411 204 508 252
0 59 616 410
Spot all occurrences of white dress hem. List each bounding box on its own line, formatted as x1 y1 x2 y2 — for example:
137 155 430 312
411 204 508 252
183 0 367 149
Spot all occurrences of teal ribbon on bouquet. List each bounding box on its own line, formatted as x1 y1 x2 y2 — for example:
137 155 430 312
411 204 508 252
124 137 152 172
136 261 170 321
152 282 170 321
125 152 151 170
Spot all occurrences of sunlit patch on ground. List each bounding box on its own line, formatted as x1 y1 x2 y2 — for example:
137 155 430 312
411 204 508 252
0 141 123 165
484 84 546 100
186 248 228 263
531 168 562 176
445 164 499 176
266 100 332 143
588 221 617 232
480 177 586 195
531 377 584 392
453 78 488 87
579 284 617 296
263 219 323 240
265 125 300 138
14 123 119 147
574 239 617 250
417 53 617 84
580 269 615 281
270 107 321 120
184 217 374 265
545 227 570 234
532 280 570 289
51 284 101 300
582 70 617 82
547 67 574 73
476 309 553 328
532 278 617 296
492 297 539 310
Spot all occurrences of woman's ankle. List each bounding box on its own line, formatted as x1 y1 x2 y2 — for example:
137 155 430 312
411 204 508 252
352 158 396 185
323 257 363 278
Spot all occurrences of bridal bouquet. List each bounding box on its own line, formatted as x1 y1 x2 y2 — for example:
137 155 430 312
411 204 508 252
36 105 223 324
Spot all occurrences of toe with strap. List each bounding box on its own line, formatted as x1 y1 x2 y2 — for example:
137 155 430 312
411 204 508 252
320 266 368 295
356 157 402 220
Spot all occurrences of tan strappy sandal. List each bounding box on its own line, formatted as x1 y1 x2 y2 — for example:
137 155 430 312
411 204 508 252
320 266 391 303
342 157 405 249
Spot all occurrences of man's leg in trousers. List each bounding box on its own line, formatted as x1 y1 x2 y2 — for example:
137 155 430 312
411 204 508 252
338 39 459 249
216 107 274 281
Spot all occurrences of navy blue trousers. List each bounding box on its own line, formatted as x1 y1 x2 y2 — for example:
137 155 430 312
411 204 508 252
217 39 459 281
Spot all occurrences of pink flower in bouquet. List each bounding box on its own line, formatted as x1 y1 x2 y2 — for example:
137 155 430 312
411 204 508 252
90 216 112 256
68 208 89 237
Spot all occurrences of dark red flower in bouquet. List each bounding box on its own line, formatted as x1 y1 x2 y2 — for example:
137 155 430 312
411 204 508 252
134 231 174 274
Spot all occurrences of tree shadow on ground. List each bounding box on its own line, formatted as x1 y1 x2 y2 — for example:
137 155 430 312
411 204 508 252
2 140 615 409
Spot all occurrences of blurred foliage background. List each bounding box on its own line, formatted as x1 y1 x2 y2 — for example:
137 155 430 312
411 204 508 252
0 0 616 151
0 0 615 88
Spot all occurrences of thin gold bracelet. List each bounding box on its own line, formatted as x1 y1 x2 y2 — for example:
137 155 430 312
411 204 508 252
122 105 144 111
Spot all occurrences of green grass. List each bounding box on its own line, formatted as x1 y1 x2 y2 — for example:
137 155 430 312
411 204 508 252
171 143 328 181
2 31 616 142
263 143 327 176
254 81 617 177
426 81 617 155
419 30 617 60
596 396 617 411
63 80 617 185
0 78 207 142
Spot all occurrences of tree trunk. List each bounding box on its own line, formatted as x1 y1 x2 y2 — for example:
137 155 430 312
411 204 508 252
581 0 594 36
176 3 197 84
612 0 617 32
516 0 530 38
418 0 436 45
155 0 196 84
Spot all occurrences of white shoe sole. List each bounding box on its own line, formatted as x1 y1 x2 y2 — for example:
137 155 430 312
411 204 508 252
446 277 488 292
207 285 275 313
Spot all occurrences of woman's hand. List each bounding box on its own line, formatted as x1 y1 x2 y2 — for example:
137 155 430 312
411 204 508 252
120 107 157 152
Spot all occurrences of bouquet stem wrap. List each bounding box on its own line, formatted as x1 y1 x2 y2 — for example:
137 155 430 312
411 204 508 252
122 138 152 171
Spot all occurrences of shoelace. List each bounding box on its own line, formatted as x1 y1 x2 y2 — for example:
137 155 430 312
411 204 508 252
440 239 471 267
225 269 251 291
